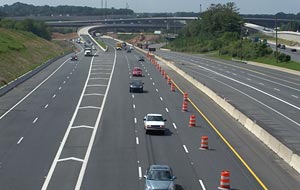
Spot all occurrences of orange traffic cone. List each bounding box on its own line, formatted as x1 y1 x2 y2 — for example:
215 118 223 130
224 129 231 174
189 115 196 127
182 101 188 112
164 73 168 79
218 171 230 190
183 93 188 102
199 136 208 150
161 69 165 75
167 76 171 84
171 82 175 92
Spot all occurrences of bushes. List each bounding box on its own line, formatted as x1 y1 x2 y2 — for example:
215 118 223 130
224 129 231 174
275 52 291 62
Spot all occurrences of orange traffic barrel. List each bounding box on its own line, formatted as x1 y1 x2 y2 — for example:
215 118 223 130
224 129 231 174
183 93 188 101
182 101 188 112
199 136 208 150
164 73 168 79
167 76 171 84
189 115 196 127
171 82 175 92
161 69 165 75
218 170 230 190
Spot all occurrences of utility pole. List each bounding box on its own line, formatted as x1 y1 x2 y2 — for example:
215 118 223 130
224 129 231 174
275 14 278 64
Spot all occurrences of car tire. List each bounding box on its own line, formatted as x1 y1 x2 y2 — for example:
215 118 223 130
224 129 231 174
145 130 149 135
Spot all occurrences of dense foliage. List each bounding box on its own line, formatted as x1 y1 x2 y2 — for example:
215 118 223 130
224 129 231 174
0 2 134 17
168 2 291 62
0 18 51 40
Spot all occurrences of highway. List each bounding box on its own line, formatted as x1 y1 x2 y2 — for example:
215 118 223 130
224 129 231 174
0 36 300 189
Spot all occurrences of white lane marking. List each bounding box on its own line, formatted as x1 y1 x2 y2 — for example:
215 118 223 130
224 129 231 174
33 117 38 124
199 180 206 190
78 106 101 110
17 137 24 144
173 123 177 129
134 118 137 124
148 73 150 76
274 88 280 91
136 137 139 145
0 58 70 120
63 81 66 84
71 125 94 129
195 64 300 111
83 93 104 96
52 94 56 98
90 72 110 75
165 108 169 112
292 95 299 99
67 76 70 79
42 49 116 190
153 82 155 86
259 82 264 86
156 89 158 92
58 86 62 90
160 97 163 101
57 157 84 162
89 77 109 80
138 166 142 179
86 84 107 87
133 104 136 109
44 104 49 109
70 72 73 75
132 94 134 98
248 73 300 92
232 73 237 76
150 77 152 80
92 68 111 71
183 145 189 153
246 78 251 81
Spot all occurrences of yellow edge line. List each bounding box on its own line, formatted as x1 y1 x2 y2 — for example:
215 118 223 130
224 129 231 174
171 79 268 190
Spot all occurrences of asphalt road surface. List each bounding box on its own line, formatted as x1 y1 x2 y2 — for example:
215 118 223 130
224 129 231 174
0 37 300 190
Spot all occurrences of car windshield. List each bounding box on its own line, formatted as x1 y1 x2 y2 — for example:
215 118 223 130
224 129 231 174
134 68 142 71
147 170 172 181
131 80 142 85
147 116 163 121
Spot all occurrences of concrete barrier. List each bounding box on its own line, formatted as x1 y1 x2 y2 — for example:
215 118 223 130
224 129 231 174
0 53 70 97
290 154 300 173
278 143 293 163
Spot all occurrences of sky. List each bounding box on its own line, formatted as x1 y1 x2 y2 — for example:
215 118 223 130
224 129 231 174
0 0 300 14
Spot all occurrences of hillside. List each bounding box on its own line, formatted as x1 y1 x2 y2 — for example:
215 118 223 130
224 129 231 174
0 28 69 87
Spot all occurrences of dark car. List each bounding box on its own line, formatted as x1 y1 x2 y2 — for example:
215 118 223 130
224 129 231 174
291 48 297 52
127 49 131 53
138 56 145 61
129 79 144 93
71 54 78 61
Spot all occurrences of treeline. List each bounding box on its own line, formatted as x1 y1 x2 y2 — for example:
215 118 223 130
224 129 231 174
168 3 291 62
0 2 134 17
242 12 300 20
0 18 51 40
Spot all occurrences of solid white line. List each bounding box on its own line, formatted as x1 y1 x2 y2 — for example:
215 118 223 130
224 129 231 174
33 117 38 124
0 58 70 120
57 157 84 162
199 180 206 190
44 104 49 109
196 65 300 111
292 95 299 99
134 118 137 124
274 88 280 91
17 137 24 144
160 97 163 101
78 106 101 110
138 166 142 179
52 94 56 98
133 104 136 109
183 145 189 153
172 123 177 129
165 108 169 112
136 137 139 145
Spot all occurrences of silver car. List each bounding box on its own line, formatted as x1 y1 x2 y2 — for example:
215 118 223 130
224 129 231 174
144 165 176 190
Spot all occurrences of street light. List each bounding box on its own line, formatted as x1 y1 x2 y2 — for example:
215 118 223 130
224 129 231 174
275 15 278 64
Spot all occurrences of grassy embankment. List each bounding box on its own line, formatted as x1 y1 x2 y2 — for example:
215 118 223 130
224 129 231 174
0 28 72 87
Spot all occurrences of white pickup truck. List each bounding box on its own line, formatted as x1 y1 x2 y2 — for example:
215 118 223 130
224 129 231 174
143 114 167 135
84 48 92 56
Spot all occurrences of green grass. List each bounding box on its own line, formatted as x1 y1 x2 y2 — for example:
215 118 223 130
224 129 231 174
213 54 300 71
96 39 108 50
117 33 139 41
0 28 71 87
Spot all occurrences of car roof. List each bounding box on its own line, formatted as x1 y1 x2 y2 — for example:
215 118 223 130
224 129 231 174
147 114 162 117
149 165 171 170
133 67 142 70
130 79 142 83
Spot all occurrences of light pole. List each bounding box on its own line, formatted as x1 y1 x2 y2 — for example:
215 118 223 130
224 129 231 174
275 15 278 64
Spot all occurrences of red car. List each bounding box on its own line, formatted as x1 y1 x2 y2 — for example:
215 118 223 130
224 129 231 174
132 67 143 77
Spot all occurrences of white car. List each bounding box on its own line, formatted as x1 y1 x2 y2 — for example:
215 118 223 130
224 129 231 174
84 49 92 56
143 114 166 135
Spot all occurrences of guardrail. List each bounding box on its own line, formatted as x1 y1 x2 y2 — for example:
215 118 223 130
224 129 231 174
0 52 71 97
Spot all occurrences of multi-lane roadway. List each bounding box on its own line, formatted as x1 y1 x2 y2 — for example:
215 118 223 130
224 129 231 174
0 36 300 190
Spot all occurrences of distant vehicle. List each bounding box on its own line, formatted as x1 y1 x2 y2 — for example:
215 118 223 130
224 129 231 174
138 56 145 61
276 43 281 48
143 114 166 134
129 79 144 93
129 46 134 50
92 45 97 50
291 48 297 52
71 54 78 61
84 48 92 56
132 67 142 77
127 49 131 53
144 165 176 190
280 45 286 49
116 42 122 50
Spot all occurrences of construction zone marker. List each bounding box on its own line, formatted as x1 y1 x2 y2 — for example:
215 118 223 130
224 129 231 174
199 136 209 150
